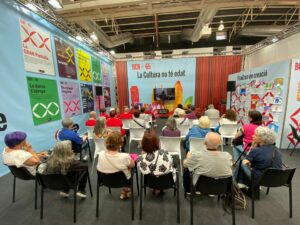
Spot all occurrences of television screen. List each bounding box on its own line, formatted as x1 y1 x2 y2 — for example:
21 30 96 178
154 88 175 101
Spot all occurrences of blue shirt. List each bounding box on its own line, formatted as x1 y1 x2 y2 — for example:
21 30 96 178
185 126 210 151
246 144 283 185
58 128 83 145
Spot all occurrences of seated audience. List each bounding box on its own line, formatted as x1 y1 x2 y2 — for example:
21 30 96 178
185 116 211 152
183 132 232 193
94 117 111 139
130 109 146 129
185 105 197 119
176 110 190 126
140 107 150 123
85 111 97 126
205 104 220 118
162 116 181 137
99 107 109 119
97 132 135 199
3 131 47 175
173 104 185 117
40 141 88 198
235 127 283 192
118 106 133 120
137 130 174 196
232 110 262 161
215 109 237 133
106 109 125 136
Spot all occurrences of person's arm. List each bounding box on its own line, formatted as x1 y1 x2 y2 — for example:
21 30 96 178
22 142 41 166
183 152 192 168
235 127 244 138
128 159 135 168
242 159 251 167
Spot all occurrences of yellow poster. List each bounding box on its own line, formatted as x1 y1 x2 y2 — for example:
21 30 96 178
76 48 92 82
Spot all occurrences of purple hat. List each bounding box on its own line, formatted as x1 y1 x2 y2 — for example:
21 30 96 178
4 131 27 148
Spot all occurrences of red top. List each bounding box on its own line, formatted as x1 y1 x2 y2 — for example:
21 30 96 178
99 113 109 120
119 112 133 120
85 119 96 126
106 117 125 135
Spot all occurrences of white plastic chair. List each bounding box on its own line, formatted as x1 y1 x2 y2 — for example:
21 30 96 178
159 136 183 175
177 124 190 139
86 126 94 139
122 119 132 130
91 138 106 175
129 127 145 152
219 124 238 151
209 117 220 129
189 137 206 153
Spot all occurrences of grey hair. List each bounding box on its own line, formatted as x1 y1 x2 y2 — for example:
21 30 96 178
94 117 106 135
46 141 74 175
166 116 177 130
61 117 74 128
255 126 276 145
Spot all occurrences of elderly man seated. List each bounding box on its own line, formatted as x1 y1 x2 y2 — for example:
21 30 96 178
58 118 88 160
183 132 232 194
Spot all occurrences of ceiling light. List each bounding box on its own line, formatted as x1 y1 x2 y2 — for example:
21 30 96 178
110 50 115 55
271 37 279 43
25 3 38 12
99 51 104 55
90 33 98 41
218 20 224 31
216 31 227 40
76 35 82 41
168 35 171 44
48 0 63 9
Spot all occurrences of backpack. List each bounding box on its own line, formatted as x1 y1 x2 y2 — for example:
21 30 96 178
223 182 247 212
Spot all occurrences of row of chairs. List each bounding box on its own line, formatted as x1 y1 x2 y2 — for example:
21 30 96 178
7 164 295 225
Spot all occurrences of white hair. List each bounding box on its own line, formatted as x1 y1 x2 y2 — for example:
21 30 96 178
255 126 276 145
61 118 73 128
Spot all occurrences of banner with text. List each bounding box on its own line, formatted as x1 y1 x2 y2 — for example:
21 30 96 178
60 81 81 117
127 58 196 113
55 37 77 79
77 48 92 82
101 61 110 86
80 83 94 113
20 19 55 75
27 77 61 125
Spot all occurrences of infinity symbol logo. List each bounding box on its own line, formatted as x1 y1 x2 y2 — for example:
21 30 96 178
32 102 60 118
21 25 50 52
93 71 101 81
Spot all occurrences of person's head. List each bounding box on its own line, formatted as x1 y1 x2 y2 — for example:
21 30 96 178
134 104 140 110
208 104 215 109
224 109 237 122
133 109 140 118
140 107 145 113
105 131 123 151
100 108 106 113
253 127 276 146
94 117 106 135
142 130 159 154
198 116 211 129
195 108 202 119
109 108 116 118
248 110 262 125
177 104 183 109
47 141 74 175
178 110 186 118
190 105 195 111
204 132 222 150
187 104 191 109
166 116 177 130
4 131 27 149
124 106 129 113
62 117 74 129
89 111 97 119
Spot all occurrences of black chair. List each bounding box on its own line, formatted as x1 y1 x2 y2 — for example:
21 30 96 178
36 170 93 223
287 124 300 156
80 139 92 162
96 171 134 220
139 172 180 224
251 168 296 219
7 165 38 210
190 174 235 225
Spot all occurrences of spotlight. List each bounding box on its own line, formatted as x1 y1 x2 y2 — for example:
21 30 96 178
271 37 279 43
218 20 224 31
90 33 98 41
76 35 83 41
110 50 115 55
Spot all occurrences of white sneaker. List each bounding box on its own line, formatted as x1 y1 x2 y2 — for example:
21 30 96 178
237 183 249 190
208 194 215 198
83 155 88 161
59 191 69 198
195 191 201 195
76 191 87 199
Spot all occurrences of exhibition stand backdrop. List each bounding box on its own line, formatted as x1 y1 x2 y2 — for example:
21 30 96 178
0 0 115 176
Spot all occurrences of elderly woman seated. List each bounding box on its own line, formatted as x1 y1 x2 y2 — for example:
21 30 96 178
235 127 283 193
162 116 181 137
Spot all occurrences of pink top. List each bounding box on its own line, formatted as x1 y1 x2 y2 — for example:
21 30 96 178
243 123 259 151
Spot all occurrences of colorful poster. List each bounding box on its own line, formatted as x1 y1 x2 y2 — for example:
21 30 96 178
94 86 104 110
92 57 102 84
27 77 61 125
101 61 110 86
103 87 111 107
80 84 94 113
55 37 77 79
60 81 81 117
77 48 92 82
20 19 55 75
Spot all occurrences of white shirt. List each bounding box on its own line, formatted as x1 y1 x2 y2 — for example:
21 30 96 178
205 108 220 118
130 118 146 128
97 151 132 179
173 108 185 117
219 118 237 125
2 148 37 175
176 117 190 126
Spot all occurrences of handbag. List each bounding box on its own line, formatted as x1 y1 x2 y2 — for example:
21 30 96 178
232 134 244 146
